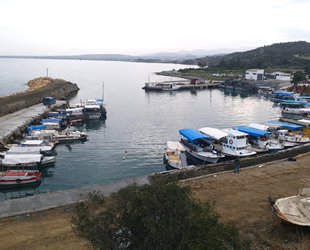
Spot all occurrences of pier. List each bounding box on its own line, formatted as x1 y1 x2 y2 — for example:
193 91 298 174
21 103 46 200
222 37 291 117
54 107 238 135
0 101 65 147
142 79 220 91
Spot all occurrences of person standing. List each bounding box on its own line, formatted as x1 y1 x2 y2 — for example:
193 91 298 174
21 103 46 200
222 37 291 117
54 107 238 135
234 157 240 174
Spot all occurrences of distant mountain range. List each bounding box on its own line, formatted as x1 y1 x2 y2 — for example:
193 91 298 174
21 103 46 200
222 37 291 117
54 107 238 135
1 42 309 71
0 48 251 63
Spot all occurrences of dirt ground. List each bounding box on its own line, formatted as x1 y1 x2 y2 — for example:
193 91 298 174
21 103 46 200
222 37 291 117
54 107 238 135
1 154 310 249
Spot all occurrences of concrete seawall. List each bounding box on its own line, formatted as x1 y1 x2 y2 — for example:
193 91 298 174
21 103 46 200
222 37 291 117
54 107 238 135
0 79 79 117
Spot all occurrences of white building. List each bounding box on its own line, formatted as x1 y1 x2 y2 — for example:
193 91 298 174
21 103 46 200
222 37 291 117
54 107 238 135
245 69 264 80
270 71 291 81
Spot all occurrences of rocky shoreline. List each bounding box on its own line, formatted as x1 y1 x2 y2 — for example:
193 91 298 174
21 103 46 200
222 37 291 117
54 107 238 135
0 77 79 117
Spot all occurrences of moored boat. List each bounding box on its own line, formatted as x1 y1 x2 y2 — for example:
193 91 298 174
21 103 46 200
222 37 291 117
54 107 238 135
25 126 87 143
1 154 55 168
233 126 284 152
163 141 187 170
179 128 225 164
268 121 310 143
0 170 41 189
199 127 256 157
162 83 181 91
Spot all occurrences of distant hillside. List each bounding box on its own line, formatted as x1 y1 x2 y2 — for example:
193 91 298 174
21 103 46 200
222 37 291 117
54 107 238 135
191 41 310 71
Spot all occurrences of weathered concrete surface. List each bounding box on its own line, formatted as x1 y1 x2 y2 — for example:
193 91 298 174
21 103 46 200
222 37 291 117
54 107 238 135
0 101 65 147
0 175 149 218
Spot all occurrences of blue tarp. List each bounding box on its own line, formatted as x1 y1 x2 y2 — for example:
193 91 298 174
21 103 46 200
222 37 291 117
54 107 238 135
299 96 310 99
179 128 211 142
281 100 308 104
267 121 303 130
42 118 62 122
233 126 272 137
273 91 294 96
46 112 66 117
28 125 46 133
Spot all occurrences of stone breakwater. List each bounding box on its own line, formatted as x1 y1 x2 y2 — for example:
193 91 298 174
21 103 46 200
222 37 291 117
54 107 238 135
0 77 79 117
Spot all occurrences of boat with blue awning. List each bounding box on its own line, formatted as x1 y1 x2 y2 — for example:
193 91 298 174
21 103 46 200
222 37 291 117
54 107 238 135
267 121 310 143
233 126 284 152
179 128 225 164
272 91 295 102
198 127 256 157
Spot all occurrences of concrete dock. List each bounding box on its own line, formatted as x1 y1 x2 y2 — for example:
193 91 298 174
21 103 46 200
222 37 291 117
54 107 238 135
0 175 149 218
142 80 220 91
0 103 49 144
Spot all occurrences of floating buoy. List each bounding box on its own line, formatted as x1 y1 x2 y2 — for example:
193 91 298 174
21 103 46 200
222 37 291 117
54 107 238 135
123 157 125 160
125 150 127 153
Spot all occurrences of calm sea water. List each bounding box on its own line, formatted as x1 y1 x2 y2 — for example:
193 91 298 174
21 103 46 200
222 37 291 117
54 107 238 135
0 58 282 200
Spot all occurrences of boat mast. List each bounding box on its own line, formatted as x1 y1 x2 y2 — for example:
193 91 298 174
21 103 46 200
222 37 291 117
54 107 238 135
102 81 104 102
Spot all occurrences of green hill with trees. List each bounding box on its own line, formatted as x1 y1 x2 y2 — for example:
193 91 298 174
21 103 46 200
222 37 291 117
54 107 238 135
185 41 310 74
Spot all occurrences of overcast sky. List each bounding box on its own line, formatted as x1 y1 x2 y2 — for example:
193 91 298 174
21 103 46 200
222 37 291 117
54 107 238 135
0 0 309 56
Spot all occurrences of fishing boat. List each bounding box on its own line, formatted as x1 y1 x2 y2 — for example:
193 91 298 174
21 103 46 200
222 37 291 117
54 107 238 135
5 140 57 150
282 107 310 115
268 187 310 226
271 91 295 102
65 107 84 123
199 127 256 157
233 126 284 152
25 126 88 143
5 146 54 156
179 128 225 164
1 154 55 168
267 121 310 143
163 141 187 170
249 123 297 148
162 83 181 91
0 170 41 189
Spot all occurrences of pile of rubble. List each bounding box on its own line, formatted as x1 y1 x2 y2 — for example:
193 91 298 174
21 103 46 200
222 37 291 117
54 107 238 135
26 77 66 91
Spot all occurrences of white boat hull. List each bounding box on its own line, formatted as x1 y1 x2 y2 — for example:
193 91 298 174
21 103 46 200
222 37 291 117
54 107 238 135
182 145 223 164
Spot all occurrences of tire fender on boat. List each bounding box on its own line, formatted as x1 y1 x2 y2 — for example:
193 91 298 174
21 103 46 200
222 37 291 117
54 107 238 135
16 179 21 183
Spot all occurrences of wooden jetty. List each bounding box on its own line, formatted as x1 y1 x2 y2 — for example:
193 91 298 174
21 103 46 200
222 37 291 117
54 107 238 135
142 79 221 91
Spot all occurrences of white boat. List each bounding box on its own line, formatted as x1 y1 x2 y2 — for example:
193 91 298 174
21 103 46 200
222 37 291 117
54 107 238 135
66 107 84 123
72 98 107 119
199 127 256 157
179 128 225 164
5 140 57 150
162 83 181 91
163 141 187 170
268 187 310 226
1 154 55 168
0 170 41 189
5 146 54 156
247 123 285 151
275 129 310 144
234 126 284 153
282 107 310 115
25 126 87 143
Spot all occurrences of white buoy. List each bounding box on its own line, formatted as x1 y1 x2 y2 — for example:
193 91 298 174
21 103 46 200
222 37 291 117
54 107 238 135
123 157 125 160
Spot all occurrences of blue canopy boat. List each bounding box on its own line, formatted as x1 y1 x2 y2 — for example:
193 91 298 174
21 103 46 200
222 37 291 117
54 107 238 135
272 91 295 102
267 121 310 144
179 128 225 164
233 126 283 152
